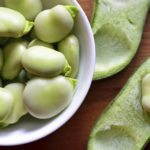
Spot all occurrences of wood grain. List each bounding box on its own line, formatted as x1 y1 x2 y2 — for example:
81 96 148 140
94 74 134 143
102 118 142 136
1 0 150 150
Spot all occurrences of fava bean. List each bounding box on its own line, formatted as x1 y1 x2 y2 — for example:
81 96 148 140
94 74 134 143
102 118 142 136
34 5 78 43
0 3 79 126
24 76 74 119
0 7 33 38
58 34 79 78
2 39 28 80
4 83 27 124
28 39 53 49
4 0 43 21
142 73 150 112
21 46 71 77
0 88 14 122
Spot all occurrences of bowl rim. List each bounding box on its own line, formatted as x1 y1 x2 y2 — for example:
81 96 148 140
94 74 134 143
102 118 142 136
0 0 95 146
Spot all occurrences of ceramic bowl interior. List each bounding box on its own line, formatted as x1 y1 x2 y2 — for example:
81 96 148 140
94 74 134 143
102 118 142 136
0 0 95 146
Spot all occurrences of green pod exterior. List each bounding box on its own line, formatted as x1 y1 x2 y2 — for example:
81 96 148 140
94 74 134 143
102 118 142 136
2 39 28 80
88 57 150 150
92 0 150 80
0 7 33 38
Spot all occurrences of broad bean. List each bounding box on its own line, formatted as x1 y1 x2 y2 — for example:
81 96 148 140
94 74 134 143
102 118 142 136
2 39 28 80
28 39 53 49
4 83 27 124
58 34 79 77
24 76 74 119
0 4 79 125
4 0 43 21
0 88 14 122
0 7 33 38
34 5 78 43
21 46 71 77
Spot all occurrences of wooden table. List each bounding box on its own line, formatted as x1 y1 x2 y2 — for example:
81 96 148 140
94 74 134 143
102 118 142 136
1 0 150 150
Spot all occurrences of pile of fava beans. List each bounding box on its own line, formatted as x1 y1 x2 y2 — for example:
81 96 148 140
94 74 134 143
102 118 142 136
0 0 80 128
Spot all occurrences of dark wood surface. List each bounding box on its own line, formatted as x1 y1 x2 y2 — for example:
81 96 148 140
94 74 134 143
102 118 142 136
1 0 150 150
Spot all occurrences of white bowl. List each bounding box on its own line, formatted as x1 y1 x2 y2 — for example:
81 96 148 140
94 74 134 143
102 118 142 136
0 0 95 146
